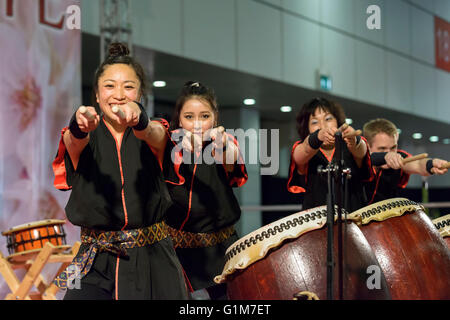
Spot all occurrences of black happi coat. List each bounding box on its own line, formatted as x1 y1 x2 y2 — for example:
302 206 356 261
53 119 188 299
287 139 373 213
162 129 247 290
364 150 411 204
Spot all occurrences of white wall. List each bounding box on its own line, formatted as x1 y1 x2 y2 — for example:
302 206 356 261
81 0 450 125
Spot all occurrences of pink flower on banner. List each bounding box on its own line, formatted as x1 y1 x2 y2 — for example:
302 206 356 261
0 24 51 157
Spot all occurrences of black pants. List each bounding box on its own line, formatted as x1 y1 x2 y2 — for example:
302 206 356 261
206 283 227 300
63 283 114 300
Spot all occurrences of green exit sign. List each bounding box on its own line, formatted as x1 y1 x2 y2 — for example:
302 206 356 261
319 75 332 91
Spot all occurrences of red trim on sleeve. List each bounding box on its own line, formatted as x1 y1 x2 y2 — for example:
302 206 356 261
287 140 306 194
398 149 412 158
361 136 375 182
148 144 164 171
52 127 72 190
397 149 412 188
164 128 185 186
221 133 248 188
156 118 170 130
148 121 185 186
146 119 170 172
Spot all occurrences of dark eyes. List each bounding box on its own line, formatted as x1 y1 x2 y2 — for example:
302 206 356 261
184 114 210 119
104 84 135 89
310 116 334 124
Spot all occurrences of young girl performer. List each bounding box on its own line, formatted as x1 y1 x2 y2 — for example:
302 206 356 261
144 81 247 299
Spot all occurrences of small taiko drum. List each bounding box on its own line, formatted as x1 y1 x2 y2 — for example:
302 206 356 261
214 206 391 300
432 214 450 249
349 198 450 300
2 219 70 262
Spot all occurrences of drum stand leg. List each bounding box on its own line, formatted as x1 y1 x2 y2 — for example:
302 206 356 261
0 251 24 298
4 242 56 300
41 241 81 300
1 241 81 300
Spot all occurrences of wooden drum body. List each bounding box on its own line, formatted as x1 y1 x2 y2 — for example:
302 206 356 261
433 214 450 249
215 206 391 300
2 219 70 262
349 199 450 300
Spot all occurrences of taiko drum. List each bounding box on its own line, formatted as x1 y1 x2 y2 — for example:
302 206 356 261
215 206 391 300
349 199 450 300
2 219 67 255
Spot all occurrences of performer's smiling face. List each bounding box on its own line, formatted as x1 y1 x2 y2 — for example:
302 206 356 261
179 98 216 136
308 107 338 134
96 63 141 117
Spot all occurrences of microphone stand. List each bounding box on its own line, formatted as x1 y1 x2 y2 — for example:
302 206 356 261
318 163 336 300
318 132 352 300
334 131 352 300
334 131 344 300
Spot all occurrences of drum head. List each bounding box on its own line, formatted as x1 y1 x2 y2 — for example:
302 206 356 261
1 219 66 236
348 198 423 225
215 205 360 284
432 214 450 238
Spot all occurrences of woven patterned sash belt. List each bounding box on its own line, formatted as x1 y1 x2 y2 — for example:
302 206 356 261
168 225 235 249
54 221 169 289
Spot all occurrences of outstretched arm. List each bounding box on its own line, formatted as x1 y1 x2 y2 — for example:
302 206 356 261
292 127 337 174
342 126 367 168
63 106 100 170
117 102 169 160
403 158 449 176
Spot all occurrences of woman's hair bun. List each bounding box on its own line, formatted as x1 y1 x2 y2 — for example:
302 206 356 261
108 42 130 57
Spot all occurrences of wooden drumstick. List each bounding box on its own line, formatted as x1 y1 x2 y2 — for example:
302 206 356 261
441 162 450 169
79 106 95 120
343 129 362 138
112 106 126 119
339 123 349 132
402 153 428 164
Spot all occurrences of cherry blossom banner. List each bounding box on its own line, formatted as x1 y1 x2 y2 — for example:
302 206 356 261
0 0 81 298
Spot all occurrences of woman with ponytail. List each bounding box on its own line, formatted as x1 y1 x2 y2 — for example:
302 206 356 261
166 81 248 300
142 81 248 299
51 43 188 300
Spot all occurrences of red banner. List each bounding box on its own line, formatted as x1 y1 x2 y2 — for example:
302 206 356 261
435 16 450 72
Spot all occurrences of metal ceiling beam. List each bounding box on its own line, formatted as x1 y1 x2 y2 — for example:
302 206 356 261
99 0 132 61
